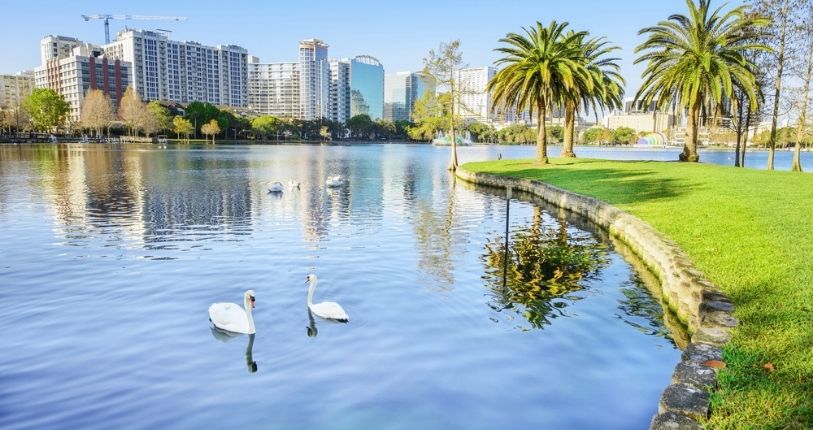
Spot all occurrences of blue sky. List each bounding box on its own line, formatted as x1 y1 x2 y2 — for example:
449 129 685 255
1 0 729 95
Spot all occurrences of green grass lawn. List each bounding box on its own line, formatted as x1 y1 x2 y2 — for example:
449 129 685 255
463 158 813 430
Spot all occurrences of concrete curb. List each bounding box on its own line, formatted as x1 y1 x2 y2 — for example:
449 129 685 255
455 167 736 429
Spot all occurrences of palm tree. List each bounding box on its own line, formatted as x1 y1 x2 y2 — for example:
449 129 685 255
562 35 625 158
634 0 769 162
488 21 592 164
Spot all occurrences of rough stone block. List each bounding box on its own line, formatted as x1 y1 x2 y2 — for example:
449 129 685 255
702 311 738 328
659 384 710 421
672 360 718 390
692 326 732 346
700 300 735 313
650 412 704 430
682 343 723 364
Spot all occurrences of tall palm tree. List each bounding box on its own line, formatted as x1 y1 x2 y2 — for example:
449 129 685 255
562 35 625 158
488 21 592 164
634 0 769 162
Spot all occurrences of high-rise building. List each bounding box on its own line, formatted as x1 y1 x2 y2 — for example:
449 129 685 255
455 66 496 124
104 29 248 106
384 71 434 122
298 39 329 120
40 35 82 63
349 55 384 120
0 72 35 109
247 57 300 118
328 59 350 123
34 43 131 123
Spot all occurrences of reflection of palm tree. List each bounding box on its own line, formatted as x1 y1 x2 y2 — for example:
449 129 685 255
483 208 608 329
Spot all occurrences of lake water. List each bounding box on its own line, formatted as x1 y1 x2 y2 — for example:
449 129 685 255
0 143 684 429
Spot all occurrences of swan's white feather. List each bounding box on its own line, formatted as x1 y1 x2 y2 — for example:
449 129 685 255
209 302 251 334
268 182 284 193
309 301 349 321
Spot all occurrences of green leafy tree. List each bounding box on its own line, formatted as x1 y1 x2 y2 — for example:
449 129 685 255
347 114 375 139
634 0 769 162
147 101 171 133
186 102 221 138
582 126 613 144
488 21 592 164
22 88 69 131
172 116 193 142
251 115 281 140
467 122 494 143
409 92 450 141
612 127 638 145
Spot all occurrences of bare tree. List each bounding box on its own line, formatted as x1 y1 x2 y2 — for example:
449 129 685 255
789 2 813 171
751 0 804 170
80 89 114 137
118 87 145 137
424 40 465 171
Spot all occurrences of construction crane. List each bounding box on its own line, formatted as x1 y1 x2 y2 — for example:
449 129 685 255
81 15 187 44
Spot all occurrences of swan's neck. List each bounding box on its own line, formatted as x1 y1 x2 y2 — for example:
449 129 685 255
244 296 255 334
307 279 317 306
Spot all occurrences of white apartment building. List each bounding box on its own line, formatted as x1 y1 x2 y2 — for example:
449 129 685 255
0 72 35 108
40 35 82 63
329 59 350 123
247 58 300 118
298 39 329 120
104 29 248 107
455 67 496 124
35 44 132 124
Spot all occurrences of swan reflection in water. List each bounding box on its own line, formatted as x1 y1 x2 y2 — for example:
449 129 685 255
210 328 258 373
307 308 318 338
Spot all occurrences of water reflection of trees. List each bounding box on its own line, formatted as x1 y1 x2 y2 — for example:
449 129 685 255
482 208 609 329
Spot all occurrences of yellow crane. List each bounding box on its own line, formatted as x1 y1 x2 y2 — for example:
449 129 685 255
81 14 187 44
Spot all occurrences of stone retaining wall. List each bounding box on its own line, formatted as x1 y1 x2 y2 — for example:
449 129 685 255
455 167 738 429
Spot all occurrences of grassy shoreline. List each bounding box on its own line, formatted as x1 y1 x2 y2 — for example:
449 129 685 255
463 158 813 429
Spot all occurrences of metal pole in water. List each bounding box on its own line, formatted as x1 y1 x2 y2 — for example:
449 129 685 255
503 186 512 288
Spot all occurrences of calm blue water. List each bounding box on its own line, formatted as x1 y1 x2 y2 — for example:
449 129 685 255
477 144 813 171
0 144 681 430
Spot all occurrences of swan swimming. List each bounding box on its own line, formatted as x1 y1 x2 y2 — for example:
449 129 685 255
325 175 345 188
306 274 349 322
209 290 256 334
267 182 284 193
288 179 300 189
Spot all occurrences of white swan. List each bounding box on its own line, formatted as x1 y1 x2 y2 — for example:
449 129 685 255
325 175 345 188
267 182 284 193
306 274 349 322
288 179 300 189
209 290 256 334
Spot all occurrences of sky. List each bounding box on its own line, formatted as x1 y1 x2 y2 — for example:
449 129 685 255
0 0 738 96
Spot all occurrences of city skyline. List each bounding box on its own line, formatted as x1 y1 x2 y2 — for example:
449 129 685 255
2 0 701 95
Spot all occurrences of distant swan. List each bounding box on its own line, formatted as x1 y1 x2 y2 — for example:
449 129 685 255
288 179 300 189
268 182 284 193
209 290 256 334
306 274 349 322
325 175 345 188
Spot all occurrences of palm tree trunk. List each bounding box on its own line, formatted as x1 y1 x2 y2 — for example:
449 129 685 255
681 100 700 162
562 101 576 158
536 104 549 164
741 104 752 167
